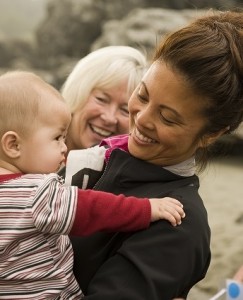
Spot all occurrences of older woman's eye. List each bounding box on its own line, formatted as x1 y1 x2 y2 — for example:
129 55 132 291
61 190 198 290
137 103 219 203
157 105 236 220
121 106 129 115
96 97 107 103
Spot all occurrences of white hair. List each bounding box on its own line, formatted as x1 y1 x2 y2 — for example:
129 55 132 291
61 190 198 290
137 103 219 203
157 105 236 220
61 46 148 112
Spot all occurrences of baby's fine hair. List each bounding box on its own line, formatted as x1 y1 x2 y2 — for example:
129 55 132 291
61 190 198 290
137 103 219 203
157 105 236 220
0 71 63 137
61 46 148 112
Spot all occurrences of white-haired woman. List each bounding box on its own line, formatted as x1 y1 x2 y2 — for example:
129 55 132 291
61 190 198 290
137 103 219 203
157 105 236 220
61 46 148 152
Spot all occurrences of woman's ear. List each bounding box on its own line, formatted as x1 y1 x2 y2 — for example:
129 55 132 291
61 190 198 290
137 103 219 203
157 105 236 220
1 131 21 158
200 126 230 148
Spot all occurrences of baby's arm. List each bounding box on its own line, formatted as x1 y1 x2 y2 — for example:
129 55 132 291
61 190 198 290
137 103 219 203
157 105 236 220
150 197 185 226
70 189 185 236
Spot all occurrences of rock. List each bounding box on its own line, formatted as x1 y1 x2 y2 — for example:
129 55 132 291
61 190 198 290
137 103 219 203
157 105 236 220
91 8 206 59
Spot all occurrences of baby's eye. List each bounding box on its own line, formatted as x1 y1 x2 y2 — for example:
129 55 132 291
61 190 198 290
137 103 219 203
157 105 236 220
55 135 63 141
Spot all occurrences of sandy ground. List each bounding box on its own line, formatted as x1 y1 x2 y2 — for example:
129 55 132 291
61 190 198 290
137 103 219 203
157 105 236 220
187 154 243 300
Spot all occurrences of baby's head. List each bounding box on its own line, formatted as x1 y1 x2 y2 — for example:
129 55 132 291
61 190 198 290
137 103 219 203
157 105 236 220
0 71 68 136
0 71 71 174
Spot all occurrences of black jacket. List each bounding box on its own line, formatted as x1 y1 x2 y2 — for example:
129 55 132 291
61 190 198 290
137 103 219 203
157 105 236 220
70 149 211 300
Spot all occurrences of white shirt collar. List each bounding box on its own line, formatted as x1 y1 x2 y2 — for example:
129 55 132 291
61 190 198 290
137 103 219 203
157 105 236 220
163 156 196 177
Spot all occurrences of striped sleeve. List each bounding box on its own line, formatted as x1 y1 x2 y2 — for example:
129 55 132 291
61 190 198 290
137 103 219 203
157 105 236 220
31 174 78 234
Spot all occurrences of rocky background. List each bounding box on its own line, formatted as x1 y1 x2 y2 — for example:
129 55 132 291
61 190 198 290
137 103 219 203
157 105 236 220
0 1 242 299
0 0 243 89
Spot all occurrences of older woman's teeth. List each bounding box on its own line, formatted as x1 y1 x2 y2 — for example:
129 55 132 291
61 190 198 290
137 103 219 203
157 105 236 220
135 129 156 143
91 125 112 137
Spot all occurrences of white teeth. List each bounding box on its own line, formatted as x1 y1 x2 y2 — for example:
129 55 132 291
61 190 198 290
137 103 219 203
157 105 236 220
135 129 156 143
91 125 112 137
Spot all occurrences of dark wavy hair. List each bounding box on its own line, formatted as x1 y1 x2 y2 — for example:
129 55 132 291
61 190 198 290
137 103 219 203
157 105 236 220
154 10 243 169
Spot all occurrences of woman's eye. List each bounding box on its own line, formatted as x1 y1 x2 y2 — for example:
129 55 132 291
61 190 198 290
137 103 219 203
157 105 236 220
96 97 107 103
161 114 175 125
121 107 129 115
137 93 148 102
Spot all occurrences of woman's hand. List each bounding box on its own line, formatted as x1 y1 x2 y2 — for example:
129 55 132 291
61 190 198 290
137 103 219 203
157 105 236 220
149 197 185 226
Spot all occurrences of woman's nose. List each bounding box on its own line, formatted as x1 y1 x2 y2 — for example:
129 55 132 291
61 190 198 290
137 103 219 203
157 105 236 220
136 108 154 130
100 110 118 125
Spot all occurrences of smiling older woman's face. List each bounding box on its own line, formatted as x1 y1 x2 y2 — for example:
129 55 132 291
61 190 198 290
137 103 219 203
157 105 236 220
66 80 130 151
128 61 209 167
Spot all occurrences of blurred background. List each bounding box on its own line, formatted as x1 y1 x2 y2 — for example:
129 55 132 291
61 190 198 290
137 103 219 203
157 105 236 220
0 0 242 148
0 0 243 88
0 1 242 299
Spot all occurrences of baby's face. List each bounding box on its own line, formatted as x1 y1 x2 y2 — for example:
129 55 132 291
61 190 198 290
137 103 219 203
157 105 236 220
18 100 71 174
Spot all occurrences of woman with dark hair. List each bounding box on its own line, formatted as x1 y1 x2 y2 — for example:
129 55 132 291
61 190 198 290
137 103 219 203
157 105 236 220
67 10 243 299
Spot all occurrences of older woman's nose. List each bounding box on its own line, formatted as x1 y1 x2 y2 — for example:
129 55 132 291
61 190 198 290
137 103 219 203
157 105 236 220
100 111 118 124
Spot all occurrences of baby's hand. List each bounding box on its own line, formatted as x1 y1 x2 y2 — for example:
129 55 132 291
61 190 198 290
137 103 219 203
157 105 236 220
149 197 185 226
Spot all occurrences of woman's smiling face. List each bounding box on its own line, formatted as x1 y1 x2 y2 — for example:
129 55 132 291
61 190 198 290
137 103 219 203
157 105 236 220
128 61 208 166
66 80 129 151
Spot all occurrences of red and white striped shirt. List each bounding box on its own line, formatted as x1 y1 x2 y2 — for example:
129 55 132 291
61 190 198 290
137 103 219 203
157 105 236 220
0 172 150 299
0 173 81 299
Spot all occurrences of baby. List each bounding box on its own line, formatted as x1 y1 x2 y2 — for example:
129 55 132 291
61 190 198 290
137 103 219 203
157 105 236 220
0 71 185 299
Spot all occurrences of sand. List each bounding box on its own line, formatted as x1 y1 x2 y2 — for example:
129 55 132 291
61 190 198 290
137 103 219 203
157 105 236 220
188 155 243 300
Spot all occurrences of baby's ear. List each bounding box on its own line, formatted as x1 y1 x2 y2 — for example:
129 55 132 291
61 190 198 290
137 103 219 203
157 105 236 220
1 131 21 158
